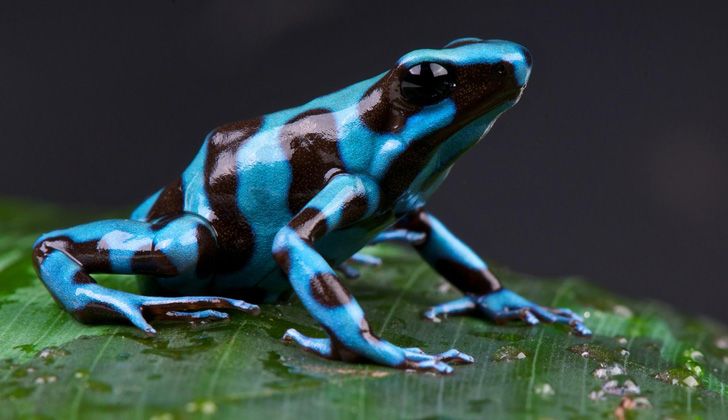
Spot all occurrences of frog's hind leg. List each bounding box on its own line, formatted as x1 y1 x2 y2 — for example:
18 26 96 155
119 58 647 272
32 214 259 335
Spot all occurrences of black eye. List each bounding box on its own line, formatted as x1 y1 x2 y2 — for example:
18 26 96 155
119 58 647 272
400 62 455 106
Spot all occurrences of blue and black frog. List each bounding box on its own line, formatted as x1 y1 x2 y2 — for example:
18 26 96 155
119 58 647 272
32 38 590 374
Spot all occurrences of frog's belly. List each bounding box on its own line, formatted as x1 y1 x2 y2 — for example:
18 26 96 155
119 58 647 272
141 223 384 303
218 225 379 301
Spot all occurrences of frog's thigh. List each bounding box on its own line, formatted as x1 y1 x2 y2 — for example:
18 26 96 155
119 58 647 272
33 214 218 312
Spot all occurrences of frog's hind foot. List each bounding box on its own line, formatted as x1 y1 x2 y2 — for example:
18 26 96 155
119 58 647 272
424 290 592 337
75 292 259 335
32 214 260 335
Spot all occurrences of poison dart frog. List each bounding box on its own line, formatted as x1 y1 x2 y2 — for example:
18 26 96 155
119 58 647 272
33 38 590 374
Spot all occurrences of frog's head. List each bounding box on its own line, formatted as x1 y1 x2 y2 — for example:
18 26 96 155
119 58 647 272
360 37 531 134
359 37 532 204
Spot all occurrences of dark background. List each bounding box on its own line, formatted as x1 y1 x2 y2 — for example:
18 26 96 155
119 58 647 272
2 1 727 321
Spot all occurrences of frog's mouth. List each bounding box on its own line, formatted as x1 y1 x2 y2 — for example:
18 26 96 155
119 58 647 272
451 85 525 135
420 73 529 172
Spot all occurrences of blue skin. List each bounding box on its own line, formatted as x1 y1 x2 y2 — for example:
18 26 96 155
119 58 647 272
33 38 590 374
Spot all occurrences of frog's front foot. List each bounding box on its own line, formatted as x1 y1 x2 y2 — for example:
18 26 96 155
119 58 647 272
282 328 474 374
423 289 591 337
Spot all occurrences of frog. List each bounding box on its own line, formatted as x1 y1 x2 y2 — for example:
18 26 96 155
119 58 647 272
32 37 590 375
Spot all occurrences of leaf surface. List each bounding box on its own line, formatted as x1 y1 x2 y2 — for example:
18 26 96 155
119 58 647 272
0 200 726 419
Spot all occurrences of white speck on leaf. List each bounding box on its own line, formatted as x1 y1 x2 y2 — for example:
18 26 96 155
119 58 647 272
534 383 555 398
613 305 633 318
589 390 605 401
593 363 625 379
683 376 699 387
185 401 217 414
715 336 728 349
201 401 217 415
34 375 57 384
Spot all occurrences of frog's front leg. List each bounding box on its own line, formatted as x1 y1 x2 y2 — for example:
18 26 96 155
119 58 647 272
395 210 591 336
273 174 473 373
32 214 259 334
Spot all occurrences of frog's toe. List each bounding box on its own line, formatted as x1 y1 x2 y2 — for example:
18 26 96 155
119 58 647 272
141 296 261 317
486 306 542 326
282 328 333 358
158 309 230 322
570 321 592 337
406 359 454 375
348 253 382 267
337 263 361 279
552 307 584 322
370 229 427 246
402 231 427 245
549 312 592 336
122 307 157 336
402 347 474 372
423 296 477 322
228 298 262 315
517 304 591 336
435 348 475 364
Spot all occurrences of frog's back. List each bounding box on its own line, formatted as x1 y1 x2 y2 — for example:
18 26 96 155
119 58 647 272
132 106 363 298
129 117 280 297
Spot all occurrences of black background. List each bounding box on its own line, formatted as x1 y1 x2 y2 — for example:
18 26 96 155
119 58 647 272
2 2 727 321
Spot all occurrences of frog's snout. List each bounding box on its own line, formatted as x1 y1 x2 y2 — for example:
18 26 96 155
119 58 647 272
522 47 532 70
505 42 532 88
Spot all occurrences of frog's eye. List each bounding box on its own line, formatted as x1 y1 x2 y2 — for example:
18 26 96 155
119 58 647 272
400 62 455 106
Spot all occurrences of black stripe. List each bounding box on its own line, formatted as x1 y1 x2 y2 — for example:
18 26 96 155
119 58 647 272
279 108 345 214
147 178 184 220
202 118 261 274
309 272 352 308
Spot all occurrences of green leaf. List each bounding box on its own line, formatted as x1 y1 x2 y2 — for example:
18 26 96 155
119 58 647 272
1 199 727 419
